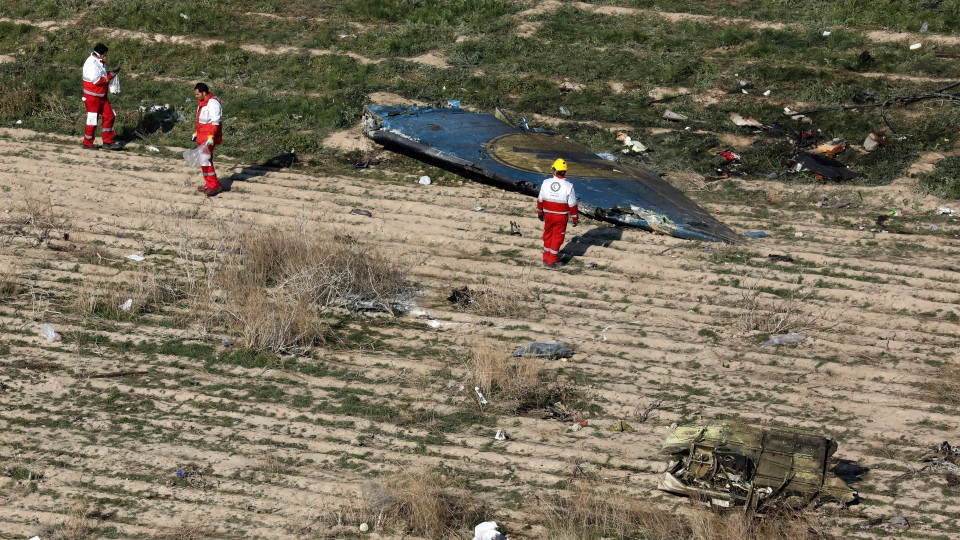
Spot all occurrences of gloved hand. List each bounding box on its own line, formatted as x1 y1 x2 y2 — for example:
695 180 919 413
572 218 579 227
191 133 197 142
113 67 121 74
538 214 544 222
205 136 214 147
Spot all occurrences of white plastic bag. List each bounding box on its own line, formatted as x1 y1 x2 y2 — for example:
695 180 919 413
40 323 62 343
109 74 120 94
183 144 211 167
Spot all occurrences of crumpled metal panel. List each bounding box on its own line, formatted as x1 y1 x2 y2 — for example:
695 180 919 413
660 423 857 508
363 104 741 244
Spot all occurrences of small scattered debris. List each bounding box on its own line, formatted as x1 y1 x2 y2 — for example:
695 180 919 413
910 42 923 50
937 207 955 215
615 132 647 153
729 112 763 128
119 298 133 311
509 221 522 236
662 109 688 122
884 515 909 532
359 523 370 532
146 146 160 153
783 107 812 124
786 151 860 180
40 323 61 343
559 106 570 116
179 12 189 19
744 231 767 238
474 387 489 405
418 175 431 185
513 341 574 359
608 420 634 432
473 521 508 540
763 332 805 346
126 254 145 262
349 208 372 217
559 80 586 93
448 286 473 307
820 193 863 209
494 429 507 441
863 131 890 152
768 254 794 263
473 206 485 212
812 139 847 159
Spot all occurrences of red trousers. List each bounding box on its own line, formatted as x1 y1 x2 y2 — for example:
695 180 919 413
198 143 220 190
542 213 568 265
82 97 115 146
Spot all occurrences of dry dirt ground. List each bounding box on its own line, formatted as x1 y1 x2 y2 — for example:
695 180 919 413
3 2 960 539
1 121 960 538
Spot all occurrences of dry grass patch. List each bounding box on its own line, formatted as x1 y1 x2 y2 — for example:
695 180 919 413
373 468 484 539
467 338 571 413
685 504 829 540
0 256 21 298
535 479 691 539
206 225 409 353
922 362 960 406
19 187 72 245
40 498 98 540
70 267 185 319
448 279 540 319
534 479 829 540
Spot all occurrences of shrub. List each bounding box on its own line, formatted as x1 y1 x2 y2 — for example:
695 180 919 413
208 225 409 353
467 338 569 413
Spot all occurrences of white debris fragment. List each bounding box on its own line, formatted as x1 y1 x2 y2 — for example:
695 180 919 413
126 254 145 262
475 386 488 405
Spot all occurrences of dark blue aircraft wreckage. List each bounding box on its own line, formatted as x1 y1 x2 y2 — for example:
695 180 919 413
362 103 740 244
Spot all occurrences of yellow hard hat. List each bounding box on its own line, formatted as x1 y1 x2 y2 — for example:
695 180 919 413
552 158 568 172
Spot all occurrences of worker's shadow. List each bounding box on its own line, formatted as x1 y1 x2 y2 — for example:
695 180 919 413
559 225 623 265
221 151 298 192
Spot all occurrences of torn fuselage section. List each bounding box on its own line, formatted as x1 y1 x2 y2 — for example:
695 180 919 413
363 104 741 244
658 423 858 511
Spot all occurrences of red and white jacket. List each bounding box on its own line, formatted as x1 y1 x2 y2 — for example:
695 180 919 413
81 53 113 100
196 94 223 145
537 175 578 219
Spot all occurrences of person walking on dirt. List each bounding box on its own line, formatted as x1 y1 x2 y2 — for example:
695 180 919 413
537 158 578 267
192 82 223 196
81 43 121 150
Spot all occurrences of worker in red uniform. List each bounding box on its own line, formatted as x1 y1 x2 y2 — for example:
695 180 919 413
81 43 121 150
536 158 578 267
193 82 223 196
